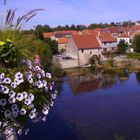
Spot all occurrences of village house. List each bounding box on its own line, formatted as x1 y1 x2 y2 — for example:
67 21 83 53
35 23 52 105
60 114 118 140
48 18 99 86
66 34 102 66
117 33 131 45
98 32 117 52
57 38 68 53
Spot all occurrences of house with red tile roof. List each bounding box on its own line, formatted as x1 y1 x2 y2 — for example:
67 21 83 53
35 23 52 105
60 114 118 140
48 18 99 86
117 33 131 45
66 34 103 66
57 38 68 53
98 32 117 51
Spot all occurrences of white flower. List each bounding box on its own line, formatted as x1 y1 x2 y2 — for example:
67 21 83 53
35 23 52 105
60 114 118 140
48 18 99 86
31 108 36 113
41 70 45 77
36 80 43 88
28 93 34 101
27 60 32 67
25 128 29 135
54 90 58 94
15 72 23 79
42 80 47 87
49 85 53 91
0 84 4 92
4 78 11 84
0 122 2 126
12 108 19 116
50 101 54 107
16 93 24 101
24 99 32 106
20 109 27 115
51 94 57 99
45 86 48 93
37 74 41 79
42 116 46 122
28 104 34 109
29 112 36 119
42 107 49 115
0 99 7 106
26 71 33 77
22 92 28 99
27 77 33 84
4 110 11 118
2 86 9 94
46 73 52 79
35 66 41 71
12 104 18 110
17 129 22 135
0 73 5 79
8 97 16 104
9 91 16 98
11 82 17 89
14 77 24 85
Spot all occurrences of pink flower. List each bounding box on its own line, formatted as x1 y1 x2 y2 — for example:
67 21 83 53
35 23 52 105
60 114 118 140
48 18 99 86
34 55 40 64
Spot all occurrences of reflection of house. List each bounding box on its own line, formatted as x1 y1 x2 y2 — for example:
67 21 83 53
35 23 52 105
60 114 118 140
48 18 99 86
68 74 117 95
67 34 102 66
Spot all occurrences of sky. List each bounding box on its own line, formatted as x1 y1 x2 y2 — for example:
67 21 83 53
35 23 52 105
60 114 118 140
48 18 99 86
0 0 140 29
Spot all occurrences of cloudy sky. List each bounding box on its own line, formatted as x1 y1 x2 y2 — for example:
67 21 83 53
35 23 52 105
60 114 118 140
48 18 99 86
0 0 140 29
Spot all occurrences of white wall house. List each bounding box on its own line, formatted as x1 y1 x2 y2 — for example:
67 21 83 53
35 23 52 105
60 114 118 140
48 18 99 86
66 34 102 66
117 34 131 45
96 32 117 52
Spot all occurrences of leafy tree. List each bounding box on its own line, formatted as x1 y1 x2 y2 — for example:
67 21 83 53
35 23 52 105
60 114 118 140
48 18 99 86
133 34 140 52
117 39 128 54
70 24 76 30
43 38 58 54
35 25 44 40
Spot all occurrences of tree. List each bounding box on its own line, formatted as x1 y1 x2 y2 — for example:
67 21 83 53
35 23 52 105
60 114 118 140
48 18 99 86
133 34 140 52
43 38 58 54
117 39 128 54
35 25 44 40
70 24 76 30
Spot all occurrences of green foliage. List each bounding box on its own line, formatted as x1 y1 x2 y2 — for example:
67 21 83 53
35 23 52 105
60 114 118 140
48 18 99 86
0 40 19 68
127 53 140 60
87 23 110 29
60 48 66 54
35 24 52 39
43 38 58 55
117 40 128 54
133 34 140 52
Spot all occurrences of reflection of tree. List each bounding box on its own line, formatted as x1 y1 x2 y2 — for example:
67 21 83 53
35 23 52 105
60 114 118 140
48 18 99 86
136 72 140 82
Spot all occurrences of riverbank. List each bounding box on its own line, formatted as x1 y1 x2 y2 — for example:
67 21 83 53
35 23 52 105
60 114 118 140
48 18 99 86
63 58 140 77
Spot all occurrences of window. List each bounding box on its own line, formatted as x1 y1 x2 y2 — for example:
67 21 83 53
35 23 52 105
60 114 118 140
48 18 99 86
90 51 92 54
81 50 84 53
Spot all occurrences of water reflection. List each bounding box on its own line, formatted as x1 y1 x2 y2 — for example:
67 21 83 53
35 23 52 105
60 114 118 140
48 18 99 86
68 70 120 95
136 72 140 83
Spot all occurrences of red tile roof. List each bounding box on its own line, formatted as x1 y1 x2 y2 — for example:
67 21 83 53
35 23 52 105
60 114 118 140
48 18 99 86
99 32 117 43
43 32 54 38
57 38 68 44
119 33 129 38
72 34 101 49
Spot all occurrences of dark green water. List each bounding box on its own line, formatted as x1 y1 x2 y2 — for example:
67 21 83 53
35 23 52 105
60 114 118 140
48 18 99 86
19 72 140 140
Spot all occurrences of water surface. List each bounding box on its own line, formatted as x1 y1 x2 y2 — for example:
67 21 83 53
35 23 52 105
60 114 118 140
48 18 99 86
19 72 140 140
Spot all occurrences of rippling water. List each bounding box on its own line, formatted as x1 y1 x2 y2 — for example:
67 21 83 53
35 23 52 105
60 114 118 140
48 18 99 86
19 72 140 140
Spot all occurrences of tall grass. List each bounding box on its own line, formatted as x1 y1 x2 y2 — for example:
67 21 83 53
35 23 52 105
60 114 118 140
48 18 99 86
0 0 44 41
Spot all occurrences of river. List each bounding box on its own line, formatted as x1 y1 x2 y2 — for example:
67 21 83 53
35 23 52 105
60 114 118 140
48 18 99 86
19 71 140 140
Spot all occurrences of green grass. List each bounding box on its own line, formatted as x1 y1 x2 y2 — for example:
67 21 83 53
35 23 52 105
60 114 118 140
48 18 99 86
127 53 140 60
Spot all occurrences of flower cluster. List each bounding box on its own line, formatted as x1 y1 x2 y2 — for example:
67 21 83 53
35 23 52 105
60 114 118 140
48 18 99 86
0 59 57 134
